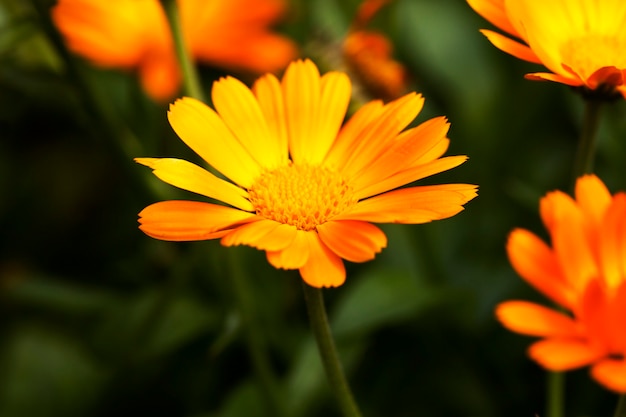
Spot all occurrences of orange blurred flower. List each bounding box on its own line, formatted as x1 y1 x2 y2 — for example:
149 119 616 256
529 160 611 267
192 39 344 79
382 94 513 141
342 0 407 101
467 0 626 98
499 174 626 392
136 59 477 288
52 0 297 101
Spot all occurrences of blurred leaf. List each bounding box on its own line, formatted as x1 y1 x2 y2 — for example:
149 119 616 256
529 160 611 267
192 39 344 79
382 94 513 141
331 268 445 337
0 325 108 417
93 288 220 360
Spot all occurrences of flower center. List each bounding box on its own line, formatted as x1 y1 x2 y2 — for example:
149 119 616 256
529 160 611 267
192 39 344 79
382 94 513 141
561 34 626 79
248 163 357 231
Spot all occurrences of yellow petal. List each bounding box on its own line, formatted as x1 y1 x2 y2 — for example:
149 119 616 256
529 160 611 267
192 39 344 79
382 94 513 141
506 228 573 309
252 73 289 165
135 158 253 211
221 219 297 251
591 359 626 393
138 200 257 241
337 184 477 223
299 233 346 288
212 76 283 169
308 71 351 164
528 338 603 371
282 59 321 164
317 220 387 263
167 97 262 188
266 230 310 269
495 300 578 337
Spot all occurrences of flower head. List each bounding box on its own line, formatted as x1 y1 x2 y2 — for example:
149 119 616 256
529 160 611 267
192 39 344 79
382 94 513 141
52 0 297 101
136 59 476 288
499 174 626 392
342 0 408 101
467 0 626 99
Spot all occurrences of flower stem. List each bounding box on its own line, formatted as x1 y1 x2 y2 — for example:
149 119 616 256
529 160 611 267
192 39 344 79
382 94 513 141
301 283 363 417
546 370 564 417
160 0 205 101
571 98 603 182
613 394 626 417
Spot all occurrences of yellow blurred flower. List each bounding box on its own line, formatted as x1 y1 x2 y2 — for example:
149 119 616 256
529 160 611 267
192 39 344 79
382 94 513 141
499 175 626 392
342 0 408 101
468 0 626 98
136 59 477 288
52 0 297 101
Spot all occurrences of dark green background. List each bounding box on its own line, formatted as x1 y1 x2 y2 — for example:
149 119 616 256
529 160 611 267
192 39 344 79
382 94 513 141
1 0 625 416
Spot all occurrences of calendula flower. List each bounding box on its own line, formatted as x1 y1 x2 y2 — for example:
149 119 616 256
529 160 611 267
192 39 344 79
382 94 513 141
52 0 297 100
498 174 626 392
342 0 408 101
136 59 476 288
467 0 626 98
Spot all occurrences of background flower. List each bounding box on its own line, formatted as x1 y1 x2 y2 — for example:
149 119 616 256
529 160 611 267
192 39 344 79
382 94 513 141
498 175 626 392
52 0 298 100
467 0 626 98
137 59 476 287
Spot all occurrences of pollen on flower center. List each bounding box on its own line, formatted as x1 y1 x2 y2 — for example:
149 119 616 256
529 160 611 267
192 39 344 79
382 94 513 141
248 163 357 231
561 34 626 76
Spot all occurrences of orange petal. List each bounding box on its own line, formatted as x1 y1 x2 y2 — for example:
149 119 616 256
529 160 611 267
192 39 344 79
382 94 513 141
52 0 154 68
600 194 626 289
211 76 283 169
528 338 603 371
337 184 477 223
221 219 297 251
299 233 346 288
591 359 626 393
339 93 425 178
135 158 253 211
466 0 520 38
138 200 257 241
167 97 262 188
352 116 451 194
316 220 387 263
575 174 612 226
480 30 541 64
138 52 181 101
524 72 583 86
355 155 468 200
252 73 289 165
506 228 572 309
266 230 310 269
495 301 579 337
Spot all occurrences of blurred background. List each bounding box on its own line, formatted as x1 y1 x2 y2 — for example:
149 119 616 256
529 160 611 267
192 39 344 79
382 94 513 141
1 0 626 416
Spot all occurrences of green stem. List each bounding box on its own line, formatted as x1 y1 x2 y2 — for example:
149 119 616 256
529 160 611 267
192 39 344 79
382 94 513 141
228 249 288 417
571 98 603 182
613 394 626 417
545 370 564 417
301 283 363 417
160 0 205 101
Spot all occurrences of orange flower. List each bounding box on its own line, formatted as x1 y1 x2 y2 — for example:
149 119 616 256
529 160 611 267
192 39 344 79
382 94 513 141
467 0 626 98
52 0 297 100
136 59 477 288
342 0 407 101
498 174 626 392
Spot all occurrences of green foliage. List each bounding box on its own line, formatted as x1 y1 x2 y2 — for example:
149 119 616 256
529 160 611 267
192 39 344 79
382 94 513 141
1 0 625 416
